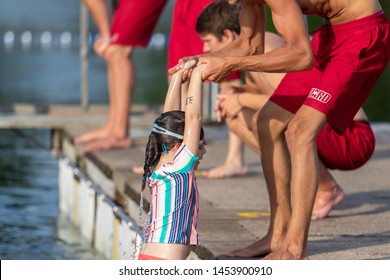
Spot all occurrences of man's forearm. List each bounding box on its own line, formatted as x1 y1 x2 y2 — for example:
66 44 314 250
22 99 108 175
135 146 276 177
82 0 111 37
228 43 313 73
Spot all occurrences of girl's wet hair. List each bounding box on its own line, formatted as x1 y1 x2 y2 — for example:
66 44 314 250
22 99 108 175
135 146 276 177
141 110 204 191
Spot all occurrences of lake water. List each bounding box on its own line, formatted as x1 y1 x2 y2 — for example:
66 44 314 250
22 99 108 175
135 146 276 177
0 129 105 259
0 0 174 260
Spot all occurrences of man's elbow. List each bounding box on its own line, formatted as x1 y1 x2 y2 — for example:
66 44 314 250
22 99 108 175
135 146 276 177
299 48 314 70
286 43 314 71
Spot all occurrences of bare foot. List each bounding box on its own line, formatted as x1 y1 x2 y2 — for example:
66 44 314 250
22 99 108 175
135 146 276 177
261 241 308 260
201 163 248 179
262 250 308 260
311 184 345 220
226 236 277 258
74 126 110 145
132 165 144 174
83 136 132 152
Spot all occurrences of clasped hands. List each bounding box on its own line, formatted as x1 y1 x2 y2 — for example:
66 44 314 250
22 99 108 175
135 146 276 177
172 59 242 121
215 86 244 121
168 55 233 83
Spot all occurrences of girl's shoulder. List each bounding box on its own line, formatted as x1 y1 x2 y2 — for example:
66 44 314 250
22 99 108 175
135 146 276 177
152 144 198 178
175 143 197 160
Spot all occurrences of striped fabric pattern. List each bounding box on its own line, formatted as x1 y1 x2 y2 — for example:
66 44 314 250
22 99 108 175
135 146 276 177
146 144 200 245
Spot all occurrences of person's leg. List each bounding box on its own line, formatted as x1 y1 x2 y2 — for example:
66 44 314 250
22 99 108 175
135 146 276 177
311 161 345 220
203 106 262 178
312 119 375 220
77 45 134 152
75 0 168 151
227 101 293 257
203 130 248 178
263 105 326 259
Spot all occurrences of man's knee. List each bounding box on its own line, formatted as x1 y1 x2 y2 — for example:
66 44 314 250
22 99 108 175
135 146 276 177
285 118 317 149
256 103 290 140
256 106 271 133
104 45 133 61
226 117 238 134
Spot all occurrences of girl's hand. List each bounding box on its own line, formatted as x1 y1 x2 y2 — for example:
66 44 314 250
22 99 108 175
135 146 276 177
164 60 197 112
168 56 200 81
191 63 207 77
183 60 197 70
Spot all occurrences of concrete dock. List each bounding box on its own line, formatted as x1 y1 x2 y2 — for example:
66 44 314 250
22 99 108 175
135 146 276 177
56 113 390 260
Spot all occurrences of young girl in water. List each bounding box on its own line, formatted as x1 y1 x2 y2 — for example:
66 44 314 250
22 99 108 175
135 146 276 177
138 63 207 260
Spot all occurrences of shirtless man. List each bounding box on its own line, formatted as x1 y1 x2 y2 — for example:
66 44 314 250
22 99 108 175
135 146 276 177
170 0 390 259
198 0 375 220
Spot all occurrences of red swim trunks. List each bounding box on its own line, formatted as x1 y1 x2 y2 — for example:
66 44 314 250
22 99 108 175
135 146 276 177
316 121 375 170
168 0 213 69
270 11 390 135
110 0 168 47
168 0 241 81
138 253 166 260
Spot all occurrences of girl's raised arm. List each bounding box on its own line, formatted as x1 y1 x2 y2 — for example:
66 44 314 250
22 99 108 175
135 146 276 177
183 64 206 154
163 60 197 113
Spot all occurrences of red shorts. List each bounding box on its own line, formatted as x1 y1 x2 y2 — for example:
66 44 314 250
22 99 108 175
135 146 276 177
167 0 213 69
316 121 375 170
270 11 390 135
167 0 241 80
138 253 166 260
110 0 168 47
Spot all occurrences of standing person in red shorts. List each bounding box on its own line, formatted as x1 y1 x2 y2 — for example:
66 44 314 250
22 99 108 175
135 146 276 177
76 0 168 152
170 0 390 260
78 0 212 152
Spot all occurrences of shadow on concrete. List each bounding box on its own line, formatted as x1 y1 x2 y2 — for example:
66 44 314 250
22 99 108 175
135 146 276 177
309 231 390 258
334 190 390 217
371 146 390 161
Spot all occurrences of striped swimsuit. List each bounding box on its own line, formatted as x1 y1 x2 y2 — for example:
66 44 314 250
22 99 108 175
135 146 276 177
145 144 200 245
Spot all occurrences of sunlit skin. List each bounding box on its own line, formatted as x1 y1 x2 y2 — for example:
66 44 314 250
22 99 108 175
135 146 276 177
200 32 232 54
141 63 207 260
170 0 382 81
169 0 384 260
204 31 368 221
199 30 249 179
